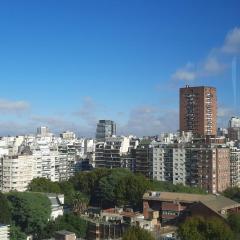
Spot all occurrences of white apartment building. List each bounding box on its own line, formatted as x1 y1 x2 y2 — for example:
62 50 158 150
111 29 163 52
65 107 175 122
229 117 240 128
31 140 59 182
152 144 166 181
173 147 186 185
230 147 240 187
60 131 76 140
152 143 186 185
0 154 34 192
95 136 131 168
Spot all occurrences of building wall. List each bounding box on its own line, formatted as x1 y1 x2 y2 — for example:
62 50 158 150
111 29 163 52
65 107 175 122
0 225 10 240
230 148 240 187
0 155 34 192
216 148 230 192
180 86 217 136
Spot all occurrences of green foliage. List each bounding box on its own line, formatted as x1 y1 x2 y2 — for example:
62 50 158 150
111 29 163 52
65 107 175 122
10 225 27 240
228 213 240 238
70 168 110 195
98 168 131 207
178 216 234 240
0 192 11 224
150 180 206 194
39 213 88 239
223 187 240 202
7 192 51 237
122 226 154 240
58 181 76 206
28 177 61 193
98 169 150 209
72 192 90 215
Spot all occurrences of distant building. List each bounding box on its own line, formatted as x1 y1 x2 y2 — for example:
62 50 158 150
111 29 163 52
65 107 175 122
0 225 10 240
60 131 76 140
180 86 217 136
55 230 76 240
229 117 240 128
96 120 116 140
37 126 50 137
151 138 230 194
228 117 240 141
94 136 136 170
135 140 153 178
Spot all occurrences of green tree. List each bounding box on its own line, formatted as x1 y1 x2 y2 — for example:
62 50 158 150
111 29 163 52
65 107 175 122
224 187 240 202
178 216 206 240
122 226 154 240
7 192 51 238
98 169 151 209
59 181 76 206
150 180 206 194
10 225 27 240
228 212 240 238
70 168 110 196
39 213 88 239
178 216 234 240
0 192 11 224
28 177 61 193
206 218 234 240
125 173 150 209
72 192 89 215
98 168 130 207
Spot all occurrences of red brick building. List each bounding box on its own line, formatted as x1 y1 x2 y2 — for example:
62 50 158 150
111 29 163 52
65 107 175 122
180 86 217 136
143 191 240 226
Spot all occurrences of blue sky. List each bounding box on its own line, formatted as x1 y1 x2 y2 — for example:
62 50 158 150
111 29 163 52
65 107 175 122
0 0 240 136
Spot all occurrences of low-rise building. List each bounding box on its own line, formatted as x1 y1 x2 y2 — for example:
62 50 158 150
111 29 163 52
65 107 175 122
143 191 240 226
0 224 10 240
46 193 65 220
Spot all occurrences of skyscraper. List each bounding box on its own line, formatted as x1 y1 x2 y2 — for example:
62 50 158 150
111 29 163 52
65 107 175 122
180 85 217 136
96 120 116 139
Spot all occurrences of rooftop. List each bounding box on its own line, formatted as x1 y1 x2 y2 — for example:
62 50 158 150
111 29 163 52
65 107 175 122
143 191 240 216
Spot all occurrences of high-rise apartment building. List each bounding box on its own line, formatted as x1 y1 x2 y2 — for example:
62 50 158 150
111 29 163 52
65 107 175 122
135 140 153 178
37 126 50 137
180 86 217 136
96 120 116 140
228 116 240 141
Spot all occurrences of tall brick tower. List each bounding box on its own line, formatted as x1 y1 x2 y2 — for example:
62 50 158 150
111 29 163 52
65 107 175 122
180 85 217 136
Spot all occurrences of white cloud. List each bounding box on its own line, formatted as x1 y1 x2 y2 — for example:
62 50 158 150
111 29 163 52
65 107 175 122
221 27 240 54
0 121 33 136
172 69 196 81
202 56 226 75
0 99 30 114
73 96 97 126
119 105 178 136
171 26 240 83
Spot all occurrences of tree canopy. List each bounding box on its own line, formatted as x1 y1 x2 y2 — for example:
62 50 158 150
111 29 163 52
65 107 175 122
39 213 88 239
228 212 240 238
10 225 27 240
122 226 155 240
28 177 61 193
7 192 51 238
0 192 11 224
223 187 240 202
150 180 206 194
178 216 234 240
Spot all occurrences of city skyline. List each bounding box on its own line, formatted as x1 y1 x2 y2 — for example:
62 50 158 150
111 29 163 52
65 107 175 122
0 1 240 136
